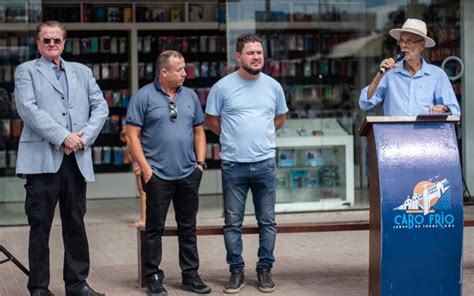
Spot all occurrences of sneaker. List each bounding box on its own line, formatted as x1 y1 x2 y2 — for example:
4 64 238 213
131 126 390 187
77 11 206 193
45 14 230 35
223 271 245 294
257 269 276 293
181 275 211 294
146 272 168 296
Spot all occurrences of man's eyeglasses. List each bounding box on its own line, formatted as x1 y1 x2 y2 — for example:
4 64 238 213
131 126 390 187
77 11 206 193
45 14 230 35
397 38 424 46
169 102 178 122
42 38 63 45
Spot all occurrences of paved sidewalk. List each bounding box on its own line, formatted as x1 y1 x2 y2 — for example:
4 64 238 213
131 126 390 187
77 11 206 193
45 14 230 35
1 204 473 295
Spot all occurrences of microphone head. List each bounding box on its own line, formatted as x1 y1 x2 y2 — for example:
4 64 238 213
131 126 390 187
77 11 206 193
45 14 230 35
395 52 406 62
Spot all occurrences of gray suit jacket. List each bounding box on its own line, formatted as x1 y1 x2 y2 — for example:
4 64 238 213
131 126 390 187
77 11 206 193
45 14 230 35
14 57 108 182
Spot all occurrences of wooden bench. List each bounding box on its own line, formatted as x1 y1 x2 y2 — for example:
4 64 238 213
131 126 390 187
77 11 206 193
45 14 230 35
137 219 474 287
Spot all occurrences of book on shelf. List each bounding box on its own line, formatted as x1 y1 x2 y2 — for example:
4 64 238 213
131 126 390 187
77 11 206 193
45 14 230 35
92 64 100 80
143 36 152 53
101 63 110 80
189 5 204 22
100 36 110 53
120 63 129 81
186 63 195 79
110 37 118 54
145 63 154 80
72 38 80 55
109 63 120 80
91 37 99 53
276 172 289 189
119 37 127 54
278 149 296 167
200 62 209 78
170 7 182 23
305 173 319 188
305 149 324 167
290 170 308 188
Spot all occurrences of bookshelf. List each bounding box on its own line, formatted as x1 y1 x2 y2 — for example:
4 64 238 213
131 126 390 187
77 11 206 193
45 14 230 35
0 1 365 197
0 1 462 209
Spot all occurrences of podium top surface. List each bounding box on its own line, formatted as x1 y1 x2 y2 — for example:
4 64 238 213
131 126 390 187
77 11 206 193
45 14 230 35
358 115 460 136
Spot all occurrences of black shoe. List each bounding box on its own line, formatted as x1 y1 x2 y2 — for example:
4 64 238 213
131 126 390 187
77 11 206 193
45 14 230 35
66 283 105 296
181 275 211 294
223 271 245 294
146 272 168 296
257 269 276 293
30 289 53 296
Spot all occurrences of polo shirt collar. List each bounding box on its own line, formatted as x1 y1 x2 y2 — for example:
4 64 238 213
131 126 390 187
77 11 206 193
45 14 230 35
153 80 182 95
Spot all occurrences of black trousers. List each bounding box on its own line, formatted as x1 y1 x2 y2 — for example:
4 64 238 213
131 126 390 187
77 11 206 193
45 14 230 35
143 168 202 279
24 154 89 293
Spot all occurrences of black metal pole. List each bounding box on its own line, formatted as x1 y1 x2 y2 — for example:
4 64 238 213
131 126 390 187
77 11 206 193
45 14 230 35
0 245 30 276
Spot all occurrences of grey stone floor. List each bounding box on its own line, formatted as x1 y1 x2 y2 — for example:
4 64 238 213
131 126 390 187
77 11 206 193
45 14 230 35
0 199 473 296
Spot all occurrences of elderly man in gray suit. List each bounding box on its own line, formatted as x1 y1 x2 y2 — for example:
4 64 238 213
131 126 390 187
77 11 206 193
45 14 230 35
14 21 108 296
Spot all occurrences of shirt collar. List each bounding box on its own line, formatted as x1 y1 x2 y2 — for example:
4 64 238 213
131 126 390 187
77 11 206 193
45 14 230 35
153 80 182 95
393 58 431 77
40 56 64 72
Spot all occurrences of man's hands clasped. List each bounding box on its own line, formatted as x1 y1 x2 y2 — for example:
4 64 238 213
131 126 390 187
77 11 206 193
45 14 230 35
63 131 86 155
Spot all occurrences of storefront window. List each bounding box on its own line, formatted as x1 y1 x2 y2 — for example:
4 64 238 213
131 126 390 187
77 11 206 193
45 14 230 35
0 0 463 225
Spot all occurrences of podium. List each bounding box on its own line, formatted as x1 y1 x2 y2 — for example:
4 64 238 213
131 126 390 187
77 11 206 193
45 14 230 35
359 116 463 296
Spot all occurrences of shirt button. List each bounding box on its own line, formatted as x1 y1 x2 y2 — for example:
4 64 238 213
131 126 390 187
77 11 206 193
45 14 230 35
62 97 65 100
62 113 66 116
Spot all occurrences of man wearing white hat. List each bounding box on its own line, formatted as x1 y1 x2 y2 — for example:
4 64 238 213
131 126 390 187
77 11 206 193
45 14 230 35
359 18 460 115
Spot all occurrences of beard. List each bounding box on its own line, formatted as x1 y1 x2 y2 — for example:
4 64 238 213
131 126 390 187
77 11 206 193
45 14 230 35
242 64 263 75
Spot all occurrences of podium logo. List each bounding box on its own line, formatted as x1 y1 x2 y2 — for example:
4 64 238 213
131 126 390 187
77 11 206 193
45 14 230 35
392 177 455 230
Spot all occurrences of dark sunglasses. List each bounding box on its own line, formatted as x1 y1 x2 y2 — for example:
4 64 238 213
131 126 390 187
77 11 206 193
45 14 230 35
42 38 63 45
169 102 178 121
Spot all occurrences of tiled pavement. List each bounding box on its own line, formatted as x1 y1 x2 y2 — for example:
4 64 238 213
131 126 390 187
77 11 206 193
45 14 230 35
0 201 473 296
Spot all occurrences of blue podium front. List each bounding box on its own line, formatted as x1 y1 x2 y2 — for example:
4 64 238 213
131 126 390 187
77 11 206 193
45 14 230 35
360 116 463 296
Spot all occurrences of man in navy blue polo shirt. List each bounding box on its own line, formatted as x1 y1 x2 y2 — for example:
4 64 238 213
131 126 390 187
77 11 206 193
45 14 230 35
126 50 210 296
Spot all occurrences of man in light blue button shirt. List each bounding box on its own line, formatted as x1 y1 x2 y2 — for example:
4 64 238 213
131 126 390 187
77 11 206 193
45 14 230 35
359 18 460 116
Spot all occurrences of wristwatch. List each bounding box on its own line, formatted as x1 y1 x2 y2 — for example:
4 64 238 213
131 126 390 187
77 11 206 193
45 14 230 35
197 160 207 169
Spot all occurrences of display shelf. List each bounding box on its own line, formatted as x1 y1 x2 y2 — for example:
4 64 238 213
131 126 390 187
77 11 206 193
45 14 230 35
274 118 354 212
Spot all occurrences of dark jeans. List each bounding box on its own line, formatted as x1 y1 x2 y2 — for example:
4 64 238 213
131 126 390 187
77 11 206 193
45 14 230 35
143 168 202 279
24 154 89 294
221 158 277 272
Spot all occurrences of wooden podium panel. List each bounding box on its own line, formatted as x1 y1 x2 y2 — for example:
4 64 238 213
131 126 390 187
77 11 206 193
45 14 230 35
360 116 463 296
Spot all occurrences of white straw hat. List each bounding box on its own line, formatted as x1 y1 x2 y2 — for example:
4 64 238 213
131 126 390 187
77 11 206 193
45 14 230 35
389 18 435 48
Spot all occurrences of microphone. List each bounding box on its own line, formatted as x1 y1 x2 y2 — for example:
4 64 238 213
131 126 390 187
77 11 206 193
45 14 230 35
378 52 405 74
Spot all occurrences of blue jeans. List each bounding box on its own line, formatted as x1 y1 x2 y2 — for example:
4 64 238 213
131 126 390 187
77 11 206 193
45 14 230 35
221 158 277 272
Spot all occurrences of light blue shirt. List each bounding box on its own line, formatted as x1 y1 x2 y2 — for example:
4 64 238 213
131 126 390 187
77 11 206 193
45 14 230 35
359 59 460 116
45 57 72 131
206 72 288 162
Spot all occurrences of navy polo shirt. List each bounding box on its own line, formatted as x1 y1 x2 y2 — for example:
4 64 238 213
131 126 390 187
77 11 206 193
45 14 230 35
126 81 204 180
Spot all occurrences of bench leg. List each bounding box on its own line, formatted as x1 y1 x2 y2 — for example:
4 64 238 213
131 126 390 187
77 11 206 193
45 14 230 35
137 229 146 288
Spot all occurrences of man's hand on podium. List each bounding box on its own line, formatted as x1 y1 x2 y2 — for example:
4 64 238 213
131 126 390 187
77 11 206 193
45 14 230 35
429 104 450 114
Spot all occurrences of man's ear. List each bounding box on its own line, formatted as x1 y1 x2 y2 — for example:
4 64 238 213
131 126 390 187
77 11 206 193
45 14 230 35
235 52 241 63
